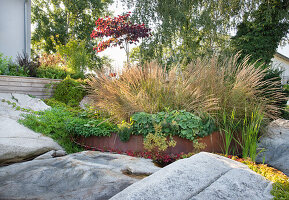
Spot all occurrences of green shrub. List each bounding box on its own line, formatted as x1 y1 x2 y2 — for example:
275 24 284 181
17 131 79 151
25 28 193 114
143 124 176 152
36 64 68 79
0 53 10 74
44 98 68 108
66 117 117 137
130 110 215 141
0 53 30 76
56 39 90 76
4 63 29 77
53 76 87 106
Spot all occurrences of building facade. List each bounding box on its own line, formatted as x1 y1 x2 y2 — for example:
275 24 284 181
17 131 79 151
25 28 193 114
272 52 289 84
0 0 31 61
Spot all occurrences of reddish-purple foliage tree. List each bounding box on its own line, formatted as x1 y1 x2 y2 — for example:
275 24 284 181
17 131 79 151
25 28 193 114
91 13 151 66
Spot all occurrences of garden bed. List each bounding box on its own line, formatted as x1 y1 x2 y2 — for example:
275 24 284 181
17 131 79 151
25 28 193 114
77 131 224 154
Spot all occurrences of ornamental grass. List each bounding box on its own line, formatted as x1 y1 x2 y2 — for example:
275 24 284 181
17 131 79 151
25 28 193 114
88 54 285 124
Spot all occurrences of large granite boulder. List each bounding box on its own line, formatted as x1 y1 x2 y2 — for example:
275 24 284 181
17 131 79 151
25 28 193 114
0 93 62 164
111 152 273 200
0 151 160 200
0 116 63 164
256 119 289 176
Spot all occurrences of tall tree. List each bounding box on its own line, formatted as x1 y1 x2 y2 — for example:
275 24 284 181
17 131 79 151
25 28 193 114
121 0 289 66
31 0 112 54
231 0 289 65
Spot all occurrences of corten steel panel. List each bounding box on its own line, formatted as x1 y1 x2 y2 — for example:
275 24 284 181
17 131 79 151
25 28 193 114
77 131 238 155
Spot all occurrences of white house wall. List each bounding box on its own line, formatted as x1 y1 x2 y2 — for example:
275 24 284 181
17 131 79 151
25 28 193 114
0 0 31 61
272 55 289 84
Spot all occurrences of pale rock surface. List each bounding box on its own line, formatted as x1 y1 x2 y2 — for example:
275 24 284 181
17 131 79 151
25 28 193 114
0 151 160 200
256 119 289 176
111 152 273 200
0 116 63 164
79 95 93 109
0 93 63 164
0 93 50 120
33 150 56 160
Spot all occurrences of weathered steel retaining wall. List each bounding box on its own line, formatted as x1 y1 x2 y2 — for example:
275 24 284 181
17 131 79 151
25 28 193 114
0 75 61 99
77 131 226 155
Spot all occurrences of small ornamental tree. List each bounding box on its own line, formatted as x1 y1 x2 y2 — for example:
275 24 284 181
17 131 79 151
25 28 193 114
91 13 151 66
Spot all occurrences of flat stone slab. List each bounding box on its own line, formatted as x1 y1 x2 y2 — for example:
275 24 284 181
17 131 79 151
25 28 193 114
0 151 160 200
111 152 273 200
0 116 63 164
256 119 289 176
0 93 61 164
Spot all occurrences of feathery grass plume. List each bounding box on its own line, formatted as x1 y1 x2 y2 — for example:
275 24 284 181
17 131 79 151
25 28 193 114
185 54 285 124
88 62 218 122
88 54 285 124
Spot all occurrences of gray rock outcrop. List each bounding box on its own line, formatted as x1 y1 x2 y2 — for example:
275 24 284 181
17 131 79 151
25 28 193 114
0 116 63 164
79 95 93 109
0 151 160 200
256 119 289 176
0 93 50 120
0 93 63 164
111 152 273 200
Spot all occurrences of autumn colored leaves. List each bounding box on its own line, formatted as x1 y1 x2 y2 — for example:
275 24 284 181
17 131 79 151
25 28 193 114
91 13 151 53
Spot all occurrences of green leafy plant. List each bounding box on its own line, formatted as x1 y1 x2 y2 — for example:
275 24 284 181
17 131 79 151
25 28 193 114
131 110 215 141
0 53 11 75
240 108 264 161
36 64 68 79
56 39 90 76
66 117 117 137
220 109 239 155
117 121 133 142
18 107 82 153
143 124 176 152
53 76 87 107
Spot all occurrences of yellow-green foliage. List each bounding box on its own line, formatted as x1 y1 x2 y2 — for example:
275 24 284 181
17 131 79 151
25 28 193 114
143 124 176 152
229 157 289 199
192 141 207 154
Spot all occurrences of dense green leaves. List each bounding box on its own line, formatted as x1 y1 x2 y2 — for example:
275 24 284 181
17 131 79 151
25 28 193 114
231 0 289 65
66 117 116 137
53 76 87 107
31 0 112 53
130 110 215 141
122 0 289 66
18 107 82 153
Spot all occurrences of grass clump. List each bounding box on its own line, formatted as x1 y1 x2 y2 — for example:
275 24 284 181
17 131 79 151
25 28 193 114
88 62 218 122
88 54 284 124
